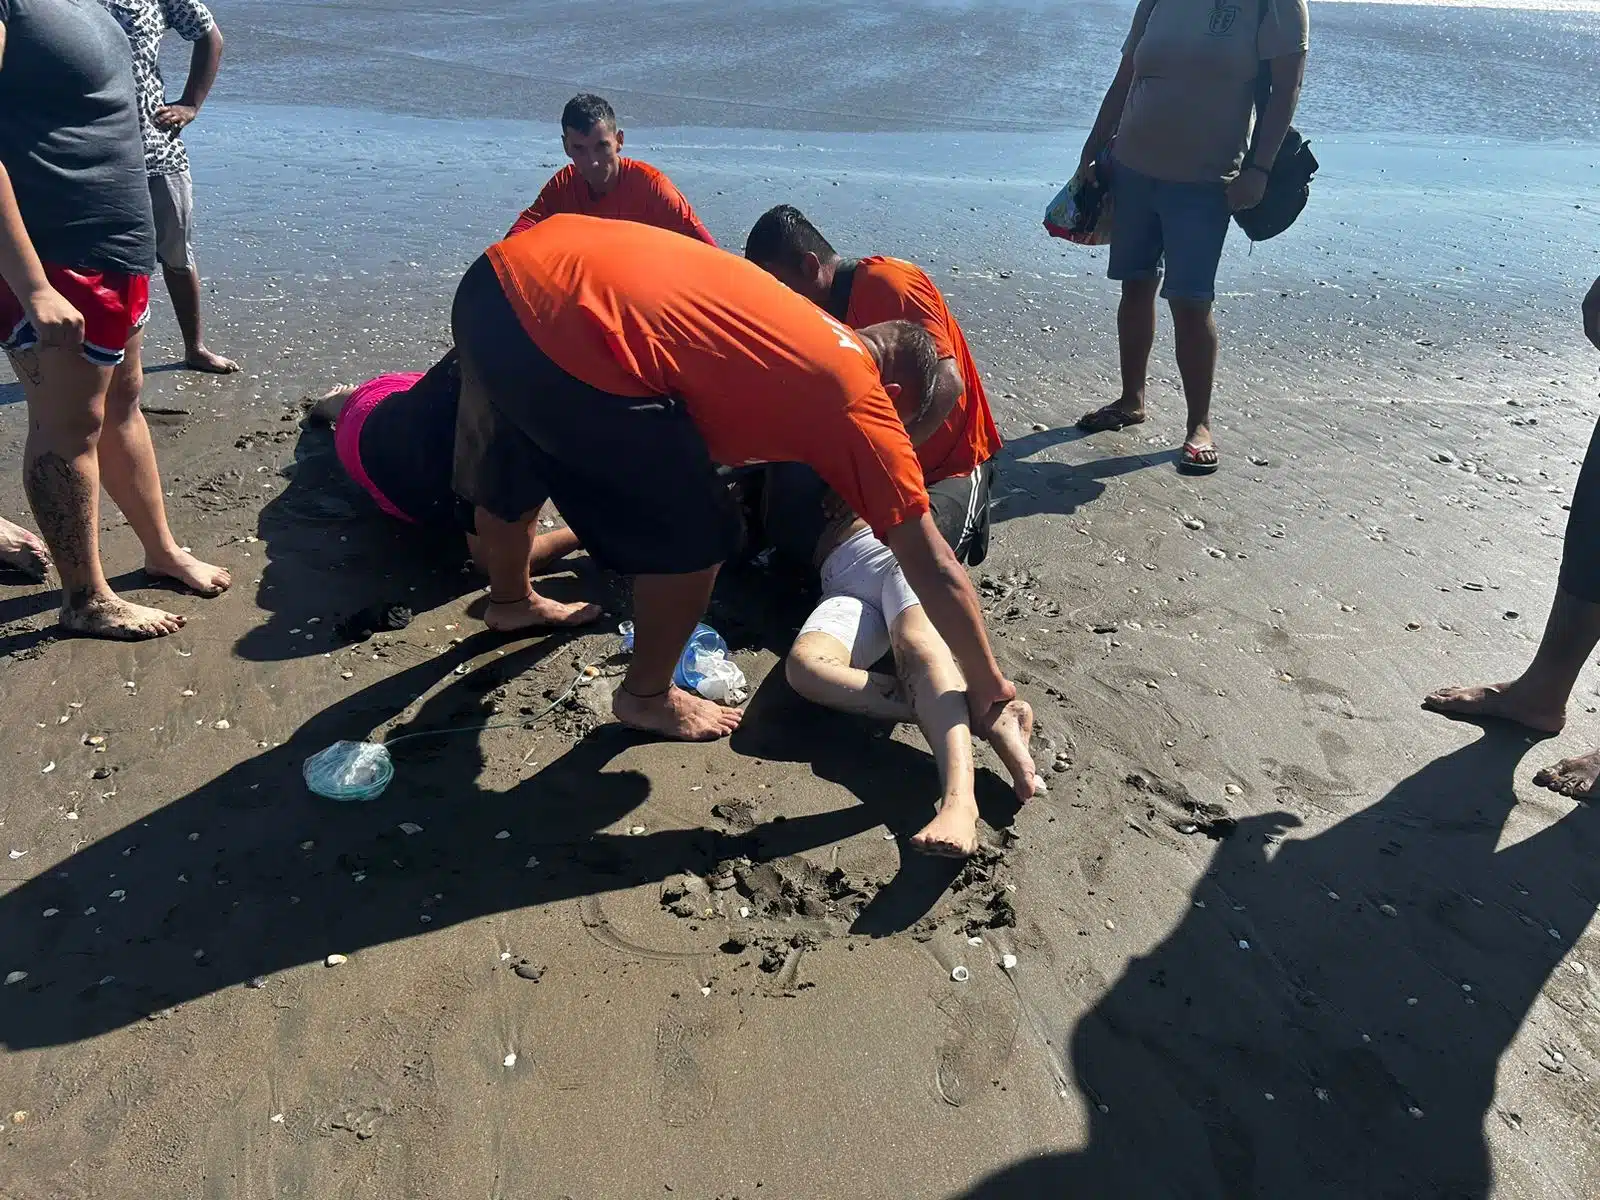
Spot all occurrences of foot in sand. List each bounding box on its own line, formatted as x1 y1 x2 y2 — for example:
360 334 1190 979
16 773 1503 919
485 593 601 632
61 592 185 640
304 384 355 426
146 548 232 598
613 684 742 741
984 698 1040 800
1077 398 1146 433
1422 679 1566 734
910 799 981 858
0 517 51 581
1534 750 1600 800
185 346 239 374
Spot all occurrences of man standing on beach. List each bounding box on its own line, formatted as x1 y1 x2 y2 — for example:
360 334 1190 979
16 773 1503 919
744 204 1001 565
506 93 716 245
450 214 1017 743
1423 276 1600 797
99 0 237 373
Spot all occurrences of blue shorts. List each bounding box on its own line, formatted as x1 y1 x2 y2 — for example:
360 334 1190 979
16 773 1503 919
1107 162 1231 303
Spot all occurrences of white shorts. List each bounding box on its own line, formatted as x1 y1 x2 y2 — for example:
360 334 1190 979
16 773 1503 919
796 526 921 668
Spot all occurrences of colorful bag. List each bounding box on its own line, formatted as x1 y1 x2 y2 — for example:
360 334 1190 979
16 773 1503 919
1044 152 1113 245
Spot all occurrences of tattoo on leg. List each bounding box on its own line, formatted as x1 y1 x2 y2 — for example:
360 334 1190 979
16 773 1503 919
8 349 43 387
24 450 95 586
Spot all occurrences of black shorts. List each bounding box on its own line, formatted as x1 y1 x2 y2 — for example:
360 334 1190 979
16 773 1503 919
449 254 742 576
1560 417 1600 603
356 350 465 530
928 460 994 567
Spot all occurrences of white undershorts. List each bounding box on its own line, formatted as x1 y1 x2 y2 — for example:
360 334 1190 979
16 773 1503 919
796 526 922 668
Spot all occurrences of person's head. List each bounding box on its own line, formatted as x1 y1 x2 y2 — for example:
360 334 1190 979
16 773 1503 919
561 93 623 194
744 205 839 306
856 320 940 437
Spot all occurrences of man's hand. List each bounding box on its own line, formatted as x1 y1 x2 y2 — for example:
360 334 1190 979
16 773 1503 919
1584 276 1600 352
24 284 84 349
1227 166 1269 212
153 104 199 132
966 680 1018 738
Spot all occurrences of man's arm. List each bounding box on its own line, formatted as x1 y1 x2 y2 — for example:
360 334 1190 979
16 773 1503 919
1228 51 1306 212
883 511 1015 731
153 4 223 132
506 175 562 238
905 358 963 446
1080 53 1136 174
0 24 83 349
649 177 717 246
1584 276 1600 352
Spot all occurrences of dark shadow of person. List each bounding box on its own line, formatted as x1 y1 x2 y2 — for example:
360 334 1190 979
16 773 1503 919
0 628 910 1050
994 427 1180 525
728 663 1025 937
956 726 1600 1199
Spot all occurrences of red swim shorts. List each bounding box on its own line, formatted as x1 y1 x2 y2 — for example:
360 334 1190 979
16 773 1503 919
0 264 151 368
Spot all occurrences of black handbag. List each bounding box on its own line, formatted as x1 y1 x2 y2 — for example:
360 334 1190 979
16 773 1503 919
1232 7 1316 243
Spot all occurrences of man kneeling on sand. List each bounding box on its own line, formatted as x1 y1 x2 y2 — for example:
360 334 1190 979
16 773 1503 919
767 461 1040 857
306 352 599 631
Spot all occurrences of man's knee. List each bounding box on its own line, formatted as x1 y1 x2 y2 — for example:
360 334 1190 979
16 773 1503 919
105 365 142 419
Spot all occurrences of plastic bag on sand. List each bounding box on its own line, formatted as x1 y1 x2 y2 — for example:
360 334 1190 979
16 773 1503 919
1044 156 1113 246
686 647 747 705
304 739 394 801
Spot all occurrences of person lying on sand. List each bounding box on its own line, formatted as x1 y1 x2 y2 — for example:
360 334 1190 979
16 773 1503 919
1422 276 1600 799
450 213 1017 743
505 92 715 246
305 350 599 632
778 477 1041 858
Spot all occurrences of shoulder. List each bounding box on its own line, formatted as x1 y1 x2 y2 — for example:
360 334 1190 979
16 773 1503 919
623 158 685 195
539 164 579 192
162 0 216 38
1262 0 1309 50
854 256 950 323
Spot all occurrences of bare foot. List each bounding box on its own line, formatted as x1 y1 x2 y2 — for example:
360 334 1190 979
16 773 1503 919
1422 679 1566 734
909 799 980 858
304 384 355 426
145 548 232 598
484 593 601 632
185 346 239 374
60 592 185 640
1534 750 1600 800
0 517 51 581
984 698 1040 800
613 684 742 741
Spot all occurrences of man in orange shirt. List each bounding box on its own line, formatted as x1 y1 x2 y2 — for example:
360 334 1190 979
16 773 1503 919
744 204 1001 564
449 214 1016 743
505 94 715 245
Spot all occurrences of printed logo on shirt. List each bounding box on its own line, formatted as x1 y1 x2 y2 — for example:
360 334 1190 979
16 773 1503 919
1207 4 1242 35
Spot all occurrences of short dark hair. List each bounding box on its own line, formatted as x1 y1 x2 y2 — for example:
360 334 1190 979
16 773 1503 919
744 204 837 270
876 320 940 429
562 93 617 135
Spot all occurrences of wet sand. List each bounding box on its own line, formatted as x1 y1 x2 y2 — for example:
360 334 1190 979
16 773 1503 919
4 2 1600 1196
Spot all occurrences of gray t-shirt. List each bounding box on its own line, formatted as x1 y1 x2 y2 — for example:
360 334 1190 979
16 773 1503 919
1114 0 1310 186
0 0 156 275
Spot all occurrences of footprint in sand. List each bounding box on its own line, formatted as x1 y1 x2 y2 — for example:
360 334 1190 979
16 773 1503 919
933 988 1019 1107
654 1006 716 1127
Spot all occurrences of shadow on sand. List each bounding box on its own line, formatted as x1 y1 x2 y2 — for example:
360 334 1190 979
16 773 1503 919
958 726 1600 1199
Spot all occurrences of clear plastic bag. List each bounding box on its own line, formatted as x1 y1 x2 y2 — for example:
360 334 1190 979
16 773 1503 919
617 620 746 704
303 739 395 801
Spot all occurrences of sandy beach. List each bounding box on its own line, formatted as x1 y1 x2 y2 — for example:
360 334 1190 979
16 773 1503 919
3 1 1600 1196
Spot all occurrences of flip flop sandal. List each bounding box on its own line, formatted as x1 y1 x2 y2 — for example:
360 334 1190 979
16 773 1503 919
1178 442 1219 475
1077 405 1146 433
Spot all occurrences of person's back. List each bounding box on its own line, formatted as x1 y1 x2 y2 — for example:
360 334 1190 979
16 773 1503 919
505 92 714 245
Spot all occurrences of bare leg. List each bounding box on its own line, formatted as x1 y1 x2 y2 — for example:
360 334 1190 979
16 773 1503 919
473 505 598 631
891 606 982 858
10 344 184 638
1079 279 1156 431
1424 586 1600 733
786 630 913 721
0 514 50 581
788 625 1040 801
163 263 237 374
530 525 582 573
1170 297 1217 464
96 332 231 597
612 567 742 740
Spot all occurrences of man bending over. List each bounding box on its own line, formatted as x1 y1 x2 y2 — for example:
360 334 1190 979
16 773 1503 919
506 93 715 245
